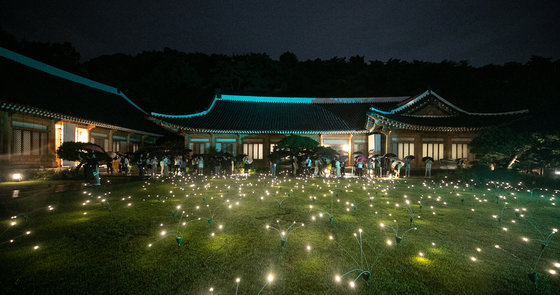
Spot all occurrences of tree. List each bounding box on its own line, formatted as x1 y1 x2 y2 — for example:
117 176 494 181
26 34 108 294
56 142 110 171
470 127 530 169
518 132 560 174
275 135 319 156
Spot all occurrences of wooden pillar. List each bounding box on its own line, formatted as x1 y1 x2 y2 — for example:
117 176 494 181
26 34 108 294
347 134 353 166
319 134 324 146
264 134 270 165
108 130 114 152
47 119 56 167
385 132 391 155
237 134 243 156
0 111 11 162
444 134 452 159
184 132 190 153
126 133 131 153
415 133 423 169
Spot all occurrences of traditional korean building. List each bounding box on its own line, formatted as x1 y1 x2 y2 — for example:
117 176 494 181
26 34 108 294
0 47 164 171
152 91 528 169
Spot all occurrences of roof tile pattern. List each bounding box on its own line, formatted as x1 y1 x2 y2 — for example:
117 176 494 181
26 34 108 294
0 56 164 135
156 100 399 133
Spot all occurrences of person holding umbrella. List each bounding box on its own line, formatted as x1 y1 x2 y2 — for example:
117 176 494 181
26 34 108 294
374 156 382 177
423 157 434 178
383 153 397 177
137 154 145 177
404 155 415 178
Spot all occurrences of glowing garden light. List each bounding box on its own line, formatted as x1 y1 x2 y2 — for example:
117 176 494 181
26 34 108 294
380 220 417 245
257 274 274 295
266 221 303 247
235 277 241 295
470 256 477 262
11 173 22 181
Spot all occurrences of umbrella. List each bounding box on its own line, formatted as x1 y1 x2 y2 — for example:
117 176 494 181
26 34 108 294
383 153 397 158
355 155 367 162
83 144 105 153
391 160 405 169
422 156 434 162
404 155 415 161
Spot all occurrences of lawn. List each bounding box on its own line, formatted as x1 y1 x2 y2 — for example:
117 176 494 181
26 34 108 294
1 175 559 294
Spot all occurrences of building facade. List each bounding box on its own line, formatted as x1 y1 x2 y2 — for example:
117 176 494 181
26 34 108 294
152 91 528 169
0 47 163 171
1 46 529 173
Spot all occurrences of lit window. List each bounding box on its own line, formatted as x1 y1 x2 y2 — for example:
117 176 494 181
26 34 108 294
190 143 208 154
243 143 263 160
13 129 48 156
422 143 445 160
452 143 469 159
75 128 89 143
392 142 415 159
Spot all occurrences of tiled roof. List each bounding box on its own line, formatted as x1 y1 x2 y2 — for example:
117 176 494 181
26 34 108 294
368 90 529 131
0 47 164 136
369 112 528 132
152 95 407 134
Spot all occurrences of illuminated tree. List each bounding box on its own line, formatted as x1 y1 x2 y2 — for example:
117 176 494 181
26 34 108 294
470 127 530 169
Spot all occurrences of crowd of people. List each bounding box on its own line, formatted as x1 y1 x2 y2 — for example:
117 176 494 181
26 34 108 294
290 155 413 179
82 150 445 186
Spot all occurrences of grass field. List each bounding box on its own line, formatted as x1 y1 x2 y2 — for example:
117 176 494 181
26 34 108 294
1 175 559 294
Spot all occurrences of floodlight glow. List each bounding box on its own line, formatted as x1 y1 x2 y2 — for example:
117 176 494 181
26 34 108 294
12 173 22 181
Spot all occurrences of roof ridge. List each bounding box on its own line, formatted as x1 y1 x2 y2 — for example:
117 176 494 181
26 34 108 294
220 94 408 104
370 90 529 116
0 46 148 115
0 100 161 136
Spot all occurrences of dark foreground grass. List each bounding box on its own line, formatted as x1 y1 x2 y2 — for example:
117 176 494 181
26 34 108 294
0 175 559 294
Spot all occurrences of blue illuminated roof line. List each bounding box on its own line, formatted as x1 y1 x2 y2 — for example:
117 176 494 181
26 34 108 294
151 94 408 118
220 95 315 103
220 94 407 104
151 95 220 118
369 90 529 116
0 47 147 115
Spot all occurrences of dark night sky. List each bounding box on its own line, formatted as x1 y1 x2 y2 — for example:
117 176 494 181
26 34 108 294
1 0 559 66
